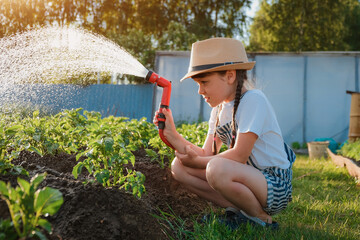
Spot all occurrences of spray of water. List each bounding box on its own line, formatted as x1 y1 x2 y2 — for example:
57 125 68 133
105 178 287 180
0 26 149 84
0 26 149 113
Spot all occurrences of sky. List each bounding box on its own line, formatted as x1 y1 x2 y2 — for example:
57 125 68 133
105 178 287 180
247 0 260 18
242 0 260 44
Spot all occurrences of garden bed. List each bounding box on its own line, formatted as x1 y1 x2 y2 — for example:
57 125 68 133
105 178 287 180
0 149 213 239
327 148 360 180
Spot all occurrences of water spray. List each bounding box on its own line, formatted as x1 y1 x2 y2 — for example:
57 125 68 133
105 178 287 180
146 71 175 149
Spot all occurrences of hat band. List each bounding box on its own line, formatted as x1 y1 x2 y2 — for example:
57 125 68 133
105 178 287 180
190 61 243 72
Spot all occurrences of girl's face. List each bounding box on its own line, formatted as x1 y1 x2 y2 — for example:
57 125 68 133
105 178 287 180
193 70 237 107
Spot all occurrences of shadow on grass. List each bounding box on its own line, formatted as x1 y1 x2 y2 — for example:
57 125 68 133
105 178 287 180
155 208 357 240
191 217 350 240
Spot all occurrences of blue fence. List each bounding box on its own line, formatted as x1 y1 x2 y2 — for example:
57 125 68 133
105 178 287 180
0 83 154 120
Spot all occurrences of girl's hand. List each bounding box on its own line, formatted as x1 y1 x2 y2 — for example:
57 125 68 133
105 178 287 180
175 145 199 168
155 108 177 139
153 110 160 126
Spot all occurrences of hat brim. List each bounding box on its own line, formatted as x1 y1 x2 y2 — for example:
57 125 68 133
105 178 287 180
180 61 256 82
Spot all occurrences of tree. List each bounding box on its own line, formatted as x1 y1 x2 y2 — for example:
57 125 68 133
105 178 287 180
0 0 253 83
248 0 360 52
157 21 197 51
343 0 360 50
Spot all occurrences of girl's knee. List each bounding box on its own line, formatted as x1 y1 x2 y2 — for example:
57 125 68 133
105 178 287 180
170 157 184 182
206 157 227 190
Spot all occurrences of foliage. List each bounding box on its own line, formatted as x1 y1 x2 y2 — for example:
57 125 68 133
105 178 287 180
158 21 198 51
0 218 17 240
72 118 148 197
248 0 360 52
0 108 212 198
0 0 251 39
291 142 301 149
0 109 150 197
0 0 252 84
147 121 210 168
0 173 63 240
0 108 208 197
338 139 360 160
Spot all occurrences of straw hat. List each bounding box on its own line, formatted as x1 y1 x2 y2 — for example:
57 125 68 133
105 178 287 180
180 38 255 81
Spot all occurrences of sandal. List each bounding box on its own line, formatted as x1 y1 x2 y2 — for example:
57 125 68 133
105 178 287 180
202 207 279 230
201 207 249 230
239 210 279 230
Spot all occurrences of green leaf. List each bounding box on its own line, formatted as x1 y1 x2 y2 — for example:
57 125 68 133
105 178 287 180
29 146 43 157
95 170 110 185
0 218 17 240
12 166 29 176
76 152 85 161
33 134 41 142
0 181 9 198
145 148 158 161
34 187 63 215
129 153 135 166
5 125 23 136
32 229 47 240
17 178 30 194
32 110 39 118
104 137 114 152
30 173 46 190
37 218 52 233
72 162 84 179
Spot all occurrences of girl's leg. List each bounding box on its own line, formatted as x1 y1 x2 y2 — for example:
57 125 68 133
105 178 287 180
171 157 234 208
206 157 272 223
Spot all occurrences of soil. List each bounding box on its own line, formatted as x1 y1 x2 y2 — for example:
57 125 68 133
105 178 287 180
0 149 214 239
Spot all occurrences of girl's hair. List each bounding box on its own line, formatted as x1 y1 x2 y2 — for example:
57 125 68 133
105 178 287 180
192 70 247 155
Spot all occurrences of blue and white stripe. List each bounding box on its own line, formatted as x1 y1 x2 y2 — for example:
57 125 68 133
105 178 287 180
216 121 238 147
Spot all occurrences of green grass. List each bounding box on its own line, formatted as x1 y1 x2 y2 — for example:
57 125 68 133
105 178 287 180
158 155 360 239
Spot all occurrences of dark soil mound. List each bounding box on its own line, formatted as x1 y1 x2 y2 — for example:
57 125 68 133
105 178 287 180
0 149 213 239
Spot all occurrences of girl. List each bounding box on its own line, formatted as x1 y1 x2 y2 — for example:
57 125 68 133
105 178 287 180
153 38 295 229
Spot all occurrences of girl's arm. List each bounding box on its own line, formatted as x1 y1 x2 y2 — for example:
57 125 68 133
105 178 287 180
176 131 257 169
155 108 221 156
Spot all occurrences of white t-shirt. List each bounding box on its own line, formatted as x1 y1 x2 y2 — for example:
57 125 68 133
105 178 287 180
208 89 289 169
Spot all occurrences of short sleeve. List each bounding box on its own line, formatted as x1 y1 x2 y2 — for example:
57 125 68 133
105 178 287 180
207 107 218 135
236 92 268 137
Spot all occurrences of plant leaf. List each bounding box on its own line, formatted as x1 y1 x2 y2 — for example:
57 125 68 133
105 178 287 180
72 162 84 179
32 110 40 118
95 170 110 185
76 152 85 161
0 181 9 198
34 187 63 215
17 178 30 194
104 137 114 152
37 218 52 233
5 125 23 136
29 146 43 157
31 173 46 190
32 229 47 240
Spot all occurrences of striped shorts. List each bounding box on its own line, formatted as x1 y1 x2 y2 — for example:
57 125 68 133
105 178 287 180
215 124 296 215
247 143 296 215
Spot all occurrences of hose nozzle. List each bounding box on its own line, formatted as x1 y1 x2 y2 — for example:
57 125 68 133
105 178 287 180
145 70 171 107
145 70 174 149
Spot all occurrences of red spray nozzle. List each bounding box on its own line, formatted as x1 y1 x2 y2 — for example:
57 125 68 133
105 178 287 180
146 70 172 107
146 70 174 149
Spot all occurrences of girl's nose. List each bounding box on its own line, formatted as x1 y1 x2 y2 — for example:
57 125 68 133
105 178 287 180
198 84 205 95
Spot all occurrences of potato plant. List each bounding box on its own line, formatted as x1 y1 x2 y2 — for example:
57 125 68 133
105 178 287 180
0 108 210 198
0 173 63 240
